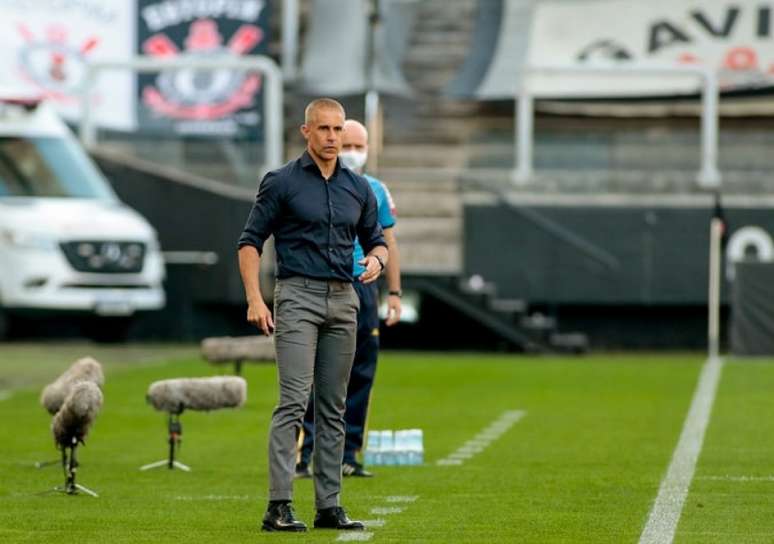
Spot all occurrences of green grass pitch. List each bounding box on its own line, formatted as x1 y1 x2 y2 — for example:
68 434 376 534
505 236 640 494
1 344 773 543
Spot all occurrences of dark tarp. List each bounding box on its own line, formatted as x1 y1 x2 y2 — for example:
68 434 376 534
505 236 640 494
731 261 774 356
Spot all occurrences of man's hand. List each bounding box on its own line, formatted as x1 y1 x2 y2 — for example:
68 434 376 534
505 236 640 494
247 298 274 335
385 294 402 326
358 255 382 284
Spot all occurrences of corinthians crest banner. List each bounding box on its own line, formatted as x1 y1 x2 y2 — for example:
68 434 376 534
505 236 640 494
527 0 774 97
0 0 136 130
137 0 269 138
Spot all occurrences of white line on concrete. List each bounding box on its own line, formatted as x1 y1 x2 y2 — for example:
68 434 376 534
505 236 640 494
370 506 403 515
698 475 774 482
336 532 373 542
639 357 724 544
436 410 526 467
385 495 418 503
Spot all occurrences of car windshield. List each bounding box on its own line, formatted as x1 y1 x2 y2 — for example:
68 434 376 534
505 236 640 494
0 136 116 200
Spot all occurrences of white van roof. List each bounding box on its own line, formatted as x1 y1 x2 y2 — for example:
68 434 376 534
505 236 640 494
0 91 69 138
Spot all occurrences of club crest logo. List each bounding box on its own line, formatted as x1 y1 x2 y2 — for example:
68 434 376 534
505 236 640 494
141 19 262 120
16 24 100 102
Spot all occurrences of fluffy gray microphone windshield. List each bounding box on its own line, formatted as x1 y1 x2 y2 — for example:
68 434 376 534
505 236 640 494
41 357 104 415
52 381 103 446
147 377 247 414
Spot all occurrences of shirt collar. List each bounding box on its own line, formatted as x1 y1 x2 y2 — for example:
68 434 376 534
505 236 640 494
301 150 342 179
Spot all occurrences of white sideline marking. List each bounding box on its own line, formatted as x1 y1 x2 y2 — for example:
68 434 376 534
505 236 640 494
385 495 418 503
0 390 12 402
639 357 724 544
362 519 386 528
449 452 475 460
436 410 526 466
370 506 403 515
336 533 373 541
699 475 774 482
174 495 250 501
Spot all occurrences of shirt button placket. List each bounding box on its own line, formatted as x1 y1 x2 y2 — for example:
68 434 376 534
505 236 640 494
326 184 334 262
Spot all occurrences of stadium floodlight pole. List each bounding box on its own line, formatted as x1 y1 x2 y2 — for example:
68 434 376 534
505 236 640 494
514 64 721 188
79 55 284 174
281 0 300 81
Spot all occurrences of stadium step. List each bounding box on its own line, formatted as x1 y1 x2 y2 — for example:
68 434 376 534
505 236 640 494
405 276 587 353
549 333 590 355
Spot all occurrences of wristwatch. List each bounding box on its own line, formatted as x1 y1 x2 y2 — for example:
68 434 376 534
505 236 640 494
372 254 385 270
389 290 402 298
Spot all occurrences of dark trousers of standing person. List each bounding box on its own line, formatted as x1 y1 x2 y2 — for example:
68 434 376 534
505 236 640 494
300 281 379 466
269 276 359 509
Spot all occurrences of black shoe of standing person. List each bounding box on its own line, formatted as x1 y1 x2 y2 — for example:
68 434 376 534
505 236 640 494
261 501 307 532
342 461 374 478
314 506 365 530
294 461 312 479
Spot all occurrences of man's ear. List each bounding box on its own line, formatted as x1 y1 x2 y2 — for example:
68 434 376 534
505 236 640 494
300 124 309 140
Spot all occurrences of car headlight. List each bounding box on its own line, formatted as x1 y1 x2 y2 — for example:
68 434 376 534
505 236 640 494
0 228 57 250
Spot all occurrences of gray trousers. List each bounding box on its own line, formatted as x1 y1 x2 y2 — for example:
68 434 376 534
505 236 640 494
269 276 359 509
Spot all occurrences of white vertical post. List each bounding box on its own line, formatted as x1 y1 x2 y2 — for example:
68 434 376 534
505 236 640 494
281 0 299 80
513 88 533 185
708 217 723 359
79 70 97 148
365 89 381 172
698 70 721 188
264 60 283 170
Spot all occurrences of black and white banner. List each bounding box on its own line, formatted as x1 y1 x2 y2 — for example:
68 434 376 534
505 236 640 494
136 0 269 138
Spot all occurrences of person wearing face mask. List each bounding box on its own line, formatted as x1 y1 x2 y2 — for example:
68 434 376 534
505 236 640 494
296 119 402 479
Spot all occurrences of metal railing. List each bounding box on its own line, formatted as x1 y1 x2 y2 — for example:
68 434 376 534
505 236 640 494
79 55 284 174
514 65 721 189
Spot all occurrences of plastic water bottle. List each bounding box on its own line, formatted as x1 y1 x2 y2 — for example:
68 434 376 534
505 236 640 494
407 429 424 465
394 430 410 465
380 430 395 465
364 430 381 466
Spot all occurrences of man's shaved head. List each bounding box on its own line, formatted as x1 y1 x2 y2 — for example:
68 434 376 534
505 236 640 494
342 119 368 152
343 119 368 141
304 98 345 125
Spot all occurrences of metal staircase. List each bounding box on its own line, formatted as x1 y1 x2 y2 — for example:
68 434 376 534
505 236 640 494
406 275 589 353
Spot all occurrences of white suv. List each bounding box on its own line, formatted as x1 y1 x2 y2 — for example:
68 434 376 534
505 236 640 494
0 95 165 339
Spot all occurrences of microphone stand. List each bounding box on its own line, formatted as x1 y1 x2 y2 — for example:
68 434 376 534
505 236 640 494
51 436 99 497
140 412 191 472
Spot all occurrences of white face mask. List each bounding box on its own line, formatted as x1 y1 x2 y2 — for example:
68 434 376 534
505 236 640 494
339 150 368 172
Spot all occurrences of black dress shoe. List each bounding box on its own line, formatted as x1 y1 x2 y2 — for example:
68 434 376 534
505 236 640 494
294 461 312 479
261 502 307 532
314 506 365 530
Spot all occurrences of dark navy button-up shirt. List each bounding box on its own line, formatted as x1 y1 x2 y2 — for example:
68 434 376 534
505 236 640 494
238 151 386 282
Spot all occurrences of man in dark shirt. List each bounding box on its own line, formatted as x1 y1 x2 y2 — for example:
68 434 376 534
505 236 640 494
238 98 388 533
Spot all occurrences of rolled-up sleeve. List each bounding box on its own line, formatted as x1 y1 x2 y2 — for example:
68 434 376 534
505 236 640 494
237 172 282 254
357 184 386 255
